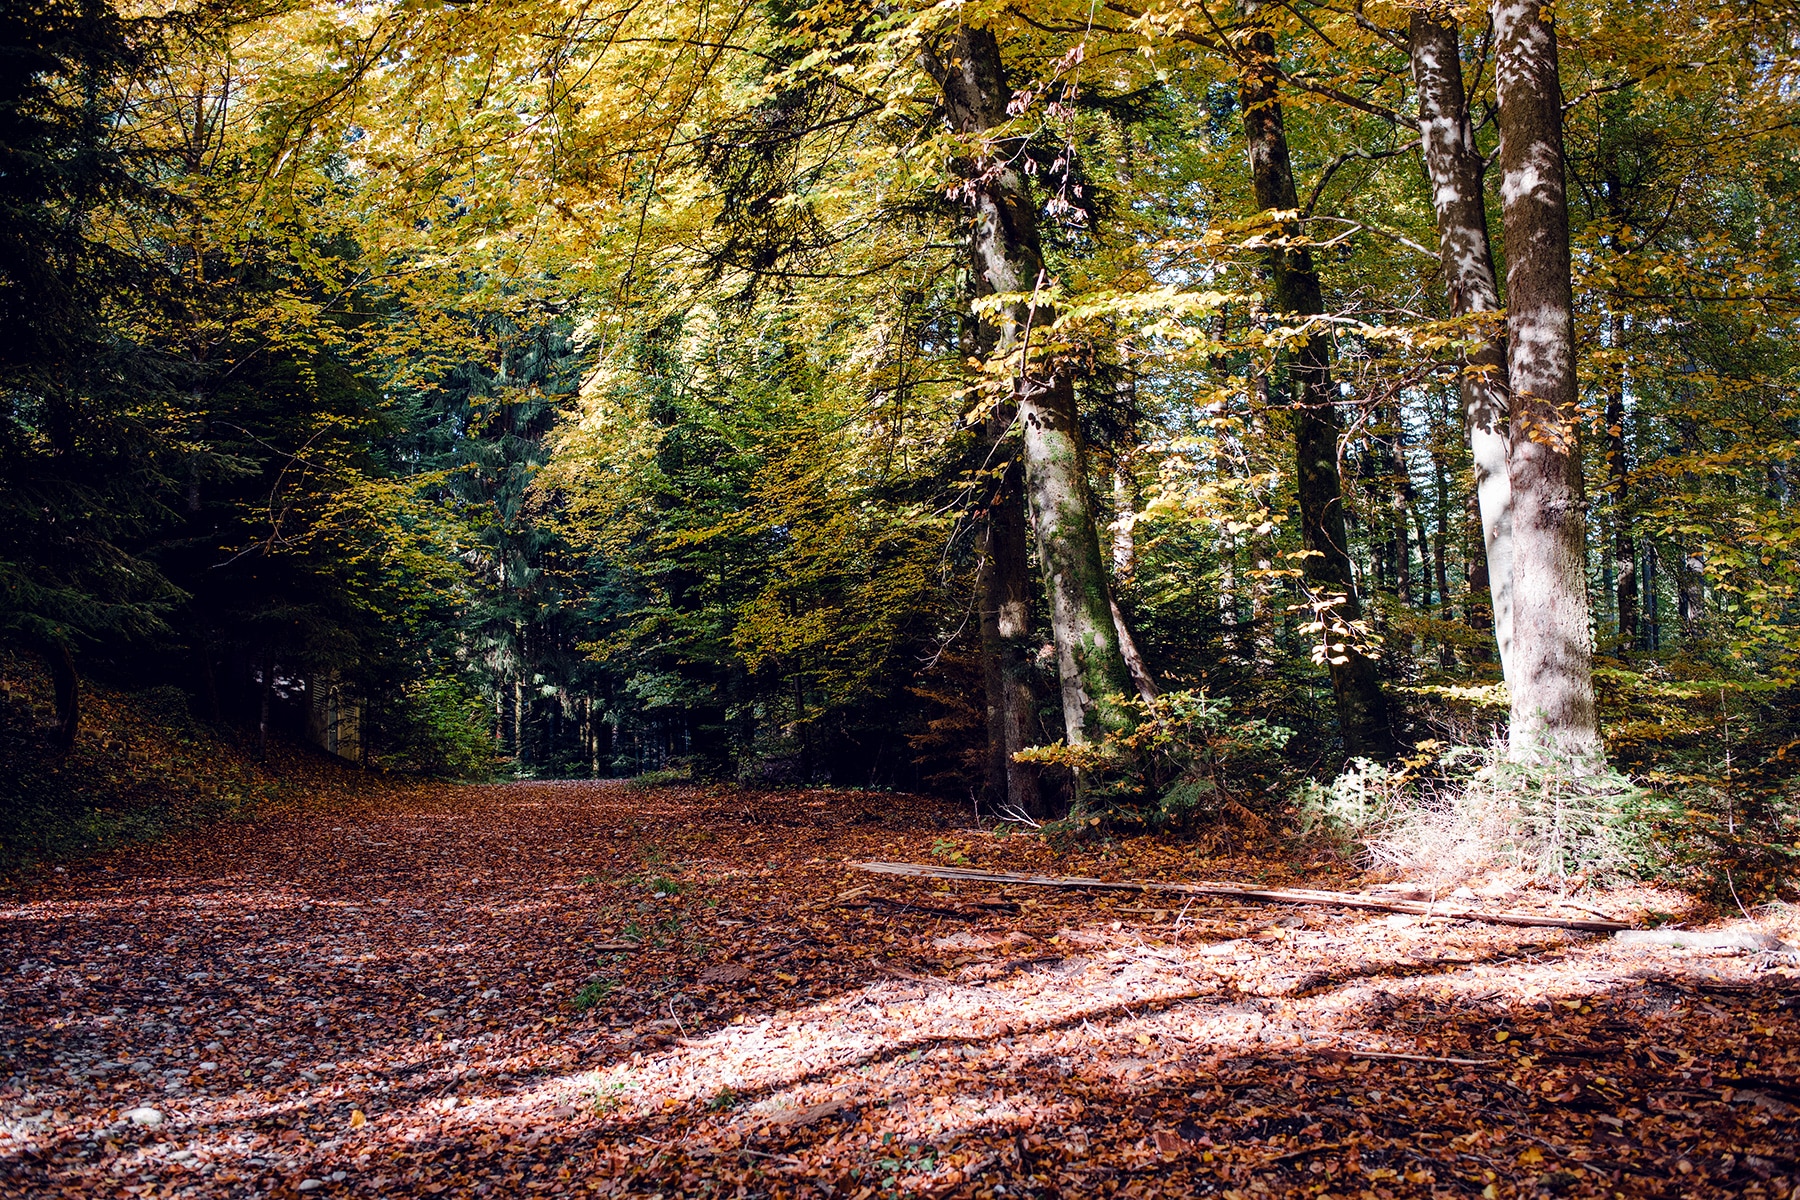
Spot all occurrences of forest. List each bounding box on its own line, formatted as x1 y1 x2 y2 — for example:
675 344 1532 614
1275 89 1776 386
3 0 1799 1198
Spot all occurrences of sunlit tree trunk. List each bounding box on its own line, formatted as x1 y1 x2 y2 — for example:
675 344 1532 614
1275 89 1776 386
1493 0 1600 756
1410 11 1516 691
928 26 1139 749
1240 25 1394 758
1604 331 1636 649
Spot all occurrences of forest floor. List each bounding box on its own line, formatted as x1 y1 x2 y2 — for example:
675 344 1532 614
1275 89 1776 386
2 780 1797 1200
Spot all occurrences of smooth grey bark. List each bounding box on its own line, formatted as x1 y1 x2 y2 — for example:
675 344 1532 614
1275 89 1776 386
927 25 1138 748
1493 0 1600 756
1409 11 1516 691
1240 26 1394 759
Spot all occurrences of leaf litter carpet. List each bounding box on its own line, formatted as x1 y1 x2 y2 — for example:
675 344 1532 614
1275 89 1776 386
2 782 1796 1199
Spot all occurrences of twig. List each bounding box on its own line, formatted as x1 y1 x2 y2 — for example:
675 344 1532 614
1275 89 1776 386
851 862 1633 932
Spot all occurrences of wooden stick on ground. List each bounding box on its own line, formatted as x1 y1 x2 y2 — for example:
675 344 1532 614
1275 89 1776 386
851 861 1632 933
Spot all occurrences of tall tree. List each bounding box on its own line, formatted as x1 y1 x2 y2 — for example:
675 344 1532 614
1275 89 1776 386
1238 20 1394 758
1409 11 1515 691
1492 0 1599 755
976 451 1044 813
925 24 1139 750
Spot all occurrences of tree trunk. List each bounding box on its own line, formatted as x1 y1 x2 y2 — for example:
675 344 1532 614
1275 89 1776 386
1410 12 1516 690
1111 464 1137 577
1493 0 1600 756
40 639 80 750
194 638 221 723
1603 317 1637 651
1240 26 1394 758
977 452 1044 814
258 648 273 759
928 26 1139 750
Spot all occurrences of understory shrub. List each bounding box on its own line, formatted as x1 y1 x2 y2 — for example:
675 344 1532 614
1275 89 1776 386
1021 690 1295 834
1298 741 1673 885
371 677 497 778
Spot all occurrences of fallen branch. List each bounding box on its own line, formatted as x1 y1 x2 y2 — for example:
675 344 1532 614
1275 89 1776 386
1339 1049 1497 1066
851 862 1632 932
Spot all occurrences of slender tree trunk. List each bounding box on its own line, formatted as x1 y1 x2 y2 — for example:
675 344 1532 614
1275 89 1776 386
1240 25 1393 758
1603 313 1637 648
1410 12 1516 689
928 26 1139 750
258 648 273 759
1465 489 1496 659
1493 0 1600 756
1111 465 1137 577
194 638 221 723
39 640 80 750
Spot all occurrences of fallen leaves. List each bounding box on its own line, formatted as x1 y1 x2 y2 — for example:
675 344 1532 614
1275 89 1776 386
0 780 1795 1199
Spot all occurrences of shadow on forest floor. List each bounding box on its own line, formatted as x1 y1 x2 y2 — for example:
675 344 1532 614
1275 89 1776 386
2 781 1796 1199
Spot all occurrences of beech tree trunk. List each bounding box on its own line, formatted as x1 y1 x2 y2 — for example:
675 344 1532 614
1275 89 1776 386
1239 27 1394 759
977 451 1044 814
1493 0 1600 756
929 26 1139 749
1410 12 1516 690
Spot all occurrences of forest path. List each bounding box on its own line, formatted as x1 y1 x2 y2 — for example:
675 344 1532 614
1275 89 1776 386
1 781 1795 1199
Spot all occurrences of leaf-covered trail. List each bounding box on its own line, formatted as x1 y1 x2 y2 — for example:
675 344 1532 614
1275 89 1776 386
2 782 1796 1199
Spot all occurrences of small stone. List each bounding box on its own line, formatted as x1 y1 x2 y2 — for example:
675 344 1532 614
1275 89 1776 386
169 1150 196 1162
298 1179 325 1191
425 1009 448 1018
130 1061 154 1074
124 1107 163 1127
199 1062 218 1072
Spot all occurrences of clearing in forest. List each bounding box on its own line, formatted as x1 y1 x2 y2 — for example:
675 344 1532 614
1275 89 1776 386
2 782 1796 1199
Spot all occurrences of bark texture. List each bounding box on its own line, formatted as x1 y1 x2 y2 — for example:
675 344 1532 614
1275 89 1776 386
929 25 1138 748
1240 27 1394 758
977 452 1044 814
1493 0 1599 755
1409 11 1516 689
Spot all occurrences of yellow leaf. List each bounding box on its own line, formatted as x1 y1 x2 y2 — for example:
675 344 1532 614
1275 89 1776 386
350 1110 366 1128
1519 1147 1544 1164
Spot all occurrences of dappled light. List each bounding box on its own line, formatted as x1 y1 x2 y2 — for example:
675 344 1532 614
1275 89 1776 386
4 783 1796 1198
6 0 1800 1195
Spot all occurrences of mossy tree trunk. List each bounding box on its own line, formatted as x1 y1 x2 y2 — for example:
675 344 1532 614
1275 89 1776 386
977 450 1045 814
1239 25 1395 759
928 25 1138 750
